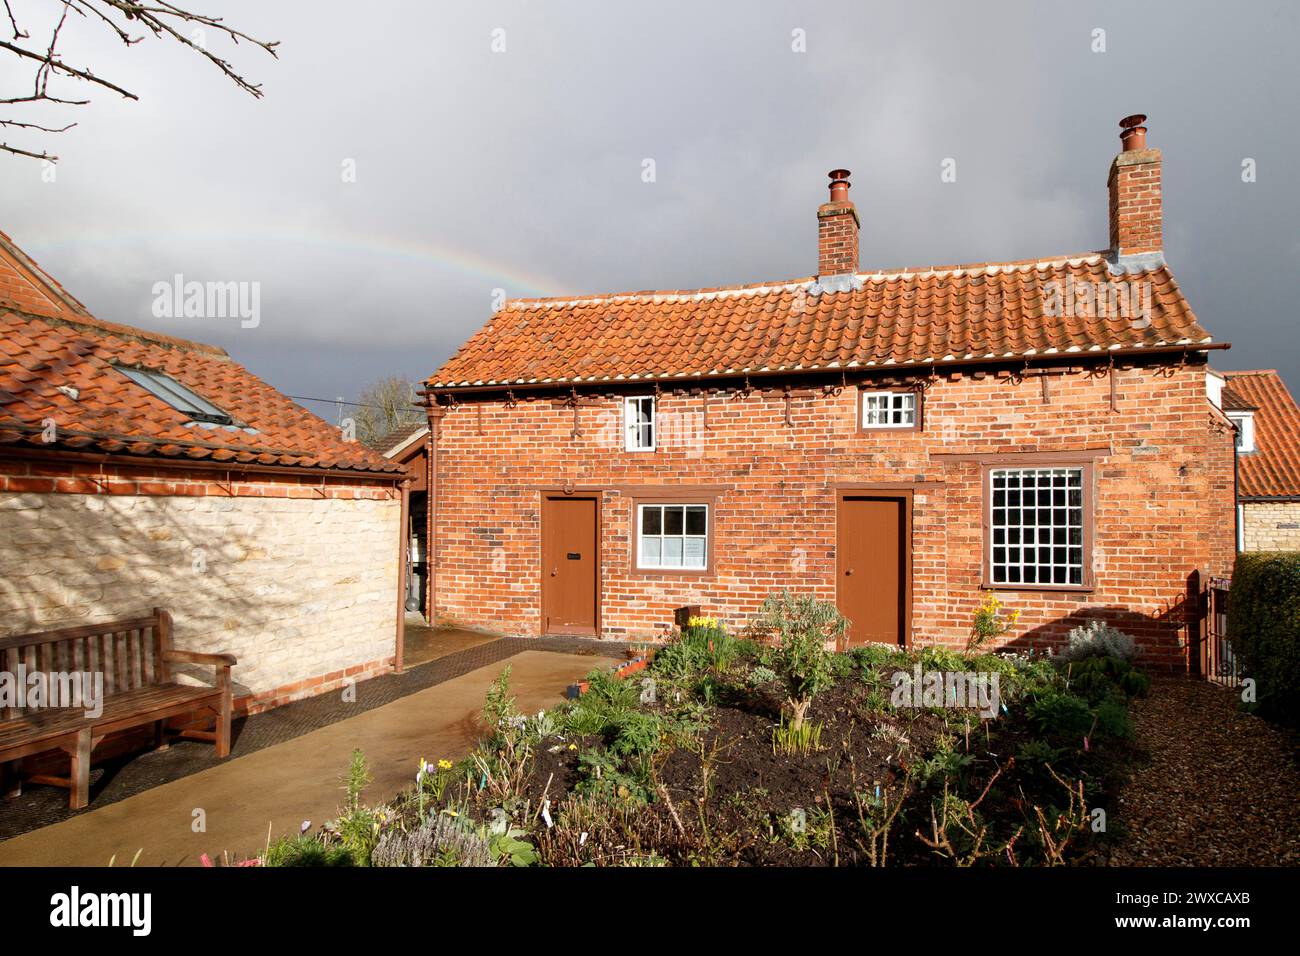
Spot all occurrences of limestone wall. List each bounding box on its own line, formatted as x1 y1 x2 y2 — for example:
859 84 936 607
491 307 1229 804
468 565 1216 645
0 490 400 696
1242 501 1300 552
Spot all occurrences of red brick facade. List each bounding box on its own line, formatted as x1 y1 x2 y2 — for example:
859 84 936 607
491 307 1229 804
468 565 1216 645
428 358 1236 667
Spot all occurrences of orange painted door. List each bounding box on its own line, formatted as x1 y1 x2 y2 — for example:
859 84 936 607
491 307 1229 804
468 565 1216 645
541 496 599 636
837 496 906 646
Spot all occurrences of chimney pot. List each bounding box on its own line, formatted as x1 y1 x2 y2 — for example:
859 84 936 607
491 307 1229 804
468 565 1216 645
1118 113 1148 152
827 169 852 203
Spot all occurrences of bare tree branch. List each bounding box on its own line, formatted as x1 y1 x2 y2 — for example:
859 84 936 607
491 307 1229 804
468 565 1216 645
2 0 277 161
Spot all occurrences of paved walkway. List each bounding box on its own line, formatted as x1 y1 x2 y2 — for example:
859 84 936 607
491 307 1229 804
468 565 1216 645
1106 677 1300 865
0 646 617 866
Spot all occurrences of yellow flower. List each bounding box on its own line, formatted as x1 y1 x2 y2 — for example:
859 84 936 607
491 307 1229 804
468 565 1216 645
437 759 453 770
568 743 577 751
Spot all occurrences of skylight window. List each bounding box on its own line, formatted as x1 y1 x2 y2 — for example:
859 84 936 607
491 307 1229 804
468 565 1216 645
117 366 234 426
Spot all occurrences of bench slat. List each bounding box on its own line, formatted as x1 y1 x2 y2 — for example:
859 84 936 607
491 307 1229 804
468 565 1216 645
0 616 160 652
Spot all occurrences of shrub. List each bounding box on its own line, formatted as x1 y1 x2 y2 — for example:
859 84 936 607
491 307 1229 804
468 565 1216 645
654 616 749 679
1057 620 1136 662
1229 551 1300 721
967 594 1020 652
264 835 355 867
1065 655 1149 705
371 814 494 867
1027 691 1094 737
756 591 847 731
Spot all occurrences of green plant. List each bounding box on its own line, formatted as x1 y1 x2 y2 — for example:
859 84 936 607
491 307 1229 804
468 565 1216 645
264 834 355 867
756 591 846 731
334 749 379 865
1058 619 1137 662
967 594 1020 653
772 715 824 756
1028 690 1094 738
370 812 494 867
748 664 777 687
1228 551 1300 721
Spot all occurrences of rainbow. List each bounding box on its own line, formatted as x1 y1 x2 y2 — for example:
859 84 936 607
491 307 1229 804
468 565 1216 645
23 225 574 300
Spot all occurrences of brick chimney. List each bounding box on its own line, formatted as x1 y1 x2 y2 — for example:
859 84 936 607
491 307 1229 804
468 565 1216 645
817 169 859 276
1107 114 1162 257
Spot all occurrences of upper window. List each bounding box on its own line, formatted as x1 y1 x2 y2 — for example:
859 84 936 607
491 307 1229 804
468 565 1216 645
861 390 918 430
624 395 656 451
989 467 1087 588
1227 412 1255 453
117 366 233 426
637 503 708 570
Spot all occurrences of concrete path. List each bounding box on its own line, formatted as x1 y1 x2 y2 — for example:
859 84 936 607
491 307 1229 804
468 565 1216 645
0 650 594 867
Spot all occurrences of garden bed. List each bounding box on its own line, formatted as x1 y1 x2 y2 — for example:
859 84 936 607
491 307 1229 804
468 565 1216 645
266 597 1151 867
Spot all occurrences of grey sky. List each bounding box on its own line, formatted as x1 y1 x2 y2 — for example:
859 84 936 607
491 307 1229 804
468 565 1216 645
2 0 1297 420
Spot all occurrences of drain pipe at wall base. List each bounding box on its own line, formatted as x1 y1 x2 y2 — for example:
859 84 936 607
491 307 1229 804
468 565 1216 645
394 477 410 673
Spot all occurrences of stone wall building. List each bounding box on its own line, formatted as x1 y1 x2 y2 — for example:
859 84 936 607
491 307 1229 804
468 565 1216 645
1222 370 1300 552
421 116 1237 668
0 228 406 712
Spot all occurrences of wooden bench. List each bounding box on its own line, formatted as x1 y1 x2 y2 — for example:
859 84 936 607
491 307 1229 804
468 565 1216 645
0 608 235 809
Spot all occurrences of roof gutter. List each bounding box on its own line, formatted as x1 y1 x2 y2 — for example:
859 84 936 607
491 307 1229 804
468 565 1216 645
423 342 1231 397
0 445 405 484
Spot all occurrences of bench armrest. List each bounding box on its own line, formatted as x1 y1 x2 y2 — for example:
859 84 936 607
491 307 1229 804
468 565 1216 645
162 649 237 667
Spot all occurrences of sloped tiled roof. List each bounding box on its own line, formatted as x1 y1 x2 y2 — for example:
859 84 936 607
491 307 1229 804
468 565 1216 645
363 419 428 455
1224 370 1300 500
0 231 402 477
430 253 1217 389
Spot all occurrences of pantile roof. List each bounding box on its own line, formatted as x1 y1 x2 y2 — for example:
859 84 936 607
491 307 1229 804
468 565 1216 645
1223 370 1300 500
430 252 1217 389
0 230 402 477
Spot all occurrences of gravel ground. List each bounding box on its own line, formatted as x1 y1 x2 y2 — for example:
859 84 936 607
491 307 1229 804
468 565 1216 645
1105 676 1300 866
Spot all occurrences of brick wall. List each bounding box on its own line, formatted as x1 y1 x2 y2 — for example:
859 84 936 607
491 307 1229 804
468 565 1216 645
431 360 1235 667
0 460 401 698
1242 501 1300 551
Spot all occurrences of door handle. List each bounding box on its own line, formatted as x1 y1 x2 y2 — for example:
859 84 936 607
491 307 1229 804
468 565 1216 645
845 568 854 576
551 568 558 576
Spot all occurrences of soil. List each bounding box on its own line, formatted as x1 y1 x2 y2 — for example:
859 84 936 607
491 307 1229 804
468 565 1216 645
511 673 1123 866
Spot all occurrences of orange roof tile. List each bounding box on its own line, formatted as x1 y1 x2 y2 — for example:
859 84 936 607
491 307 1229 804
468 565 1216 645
0 232 402 478
430 252 1218 389
1224 370 1300 500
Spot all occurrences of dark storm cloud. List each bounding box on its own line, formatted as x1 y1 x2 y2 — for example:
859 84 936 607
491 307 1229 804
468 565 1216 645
1 0 1296 413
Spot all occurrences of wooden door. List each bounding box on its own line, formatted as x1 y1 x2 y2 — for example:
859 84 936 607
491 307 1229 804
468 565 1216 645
837 495 907 646
541 496 599 636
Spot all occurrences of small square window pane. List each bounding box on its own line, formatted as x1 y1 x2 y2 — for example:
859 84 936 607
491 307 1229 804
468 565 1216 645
683 537 706 567
664 507 684 535
685 507 706 535
640 537 662 565
662 538 684 565
642 507 661 535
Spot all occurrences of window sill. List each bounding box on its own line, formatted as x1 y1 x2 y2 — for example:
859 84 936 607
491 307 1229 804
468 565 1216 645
981 582 1095 595
632 567 714 579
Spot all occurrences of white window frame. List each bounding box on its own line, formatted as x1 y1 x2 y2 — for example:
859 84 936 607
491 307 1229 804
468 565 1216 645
861 390 918 429
636 502 708 571
988 466 1087 588
623 395 656 451
1228 412 1255 453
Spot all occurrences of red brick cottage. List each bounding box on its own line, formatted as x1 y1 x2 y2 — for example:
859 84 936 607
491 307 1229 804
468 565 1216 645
422 116 1237 667
0 229 408 712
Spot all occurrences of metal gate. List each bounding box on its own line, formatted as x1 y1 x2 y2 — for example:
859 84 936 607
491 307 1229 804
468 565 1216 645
1194 576 1242 687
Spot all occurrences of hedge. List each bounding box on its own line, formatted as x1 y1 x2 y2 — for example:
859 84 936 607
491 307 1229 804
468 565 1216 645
1228 551 1300 722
